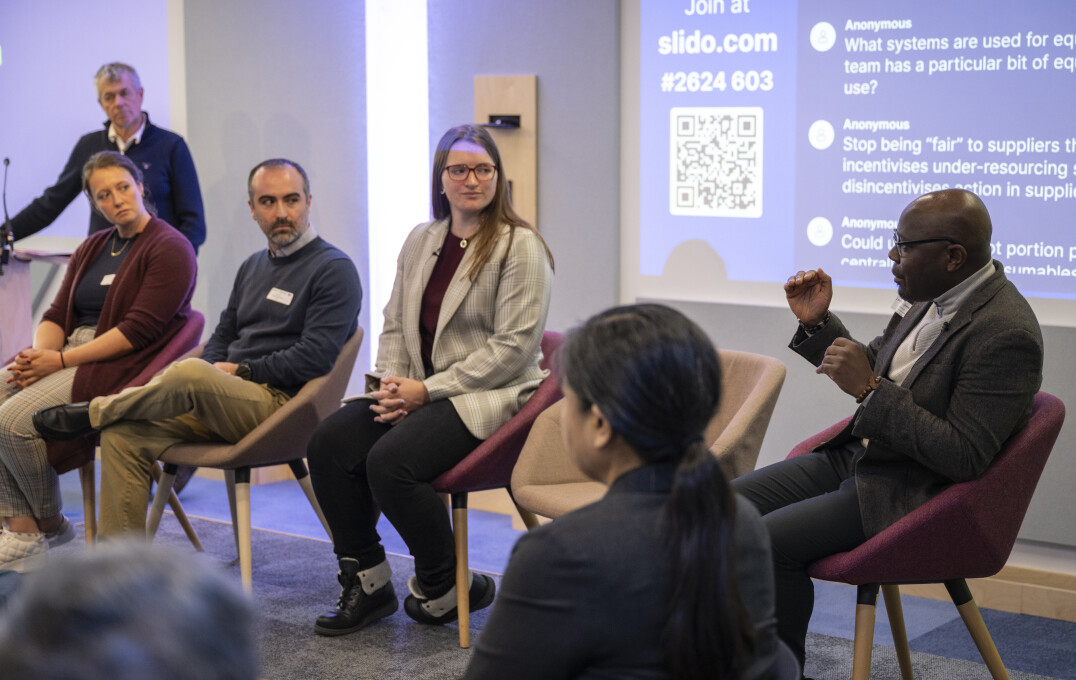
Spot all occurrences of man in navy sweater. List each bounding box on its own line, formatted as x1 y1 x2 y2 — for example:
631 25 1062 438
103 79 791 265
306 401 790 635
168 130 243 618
33 159 362 535
10 63 206 252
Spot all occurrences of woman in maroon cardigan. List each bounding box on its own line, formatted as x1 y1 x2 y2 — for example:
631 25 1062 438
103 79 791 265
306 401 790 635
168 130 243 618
0 151 196 571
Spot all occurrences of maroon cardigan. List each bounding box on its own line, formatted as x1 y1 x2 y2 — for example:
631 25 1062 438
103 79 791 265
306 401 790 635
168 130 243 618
42 217 197 471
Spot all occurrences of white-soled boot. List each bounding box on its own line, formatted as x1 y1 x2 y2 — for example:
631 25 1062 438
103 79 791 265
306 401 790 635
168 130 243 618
403 570 496 624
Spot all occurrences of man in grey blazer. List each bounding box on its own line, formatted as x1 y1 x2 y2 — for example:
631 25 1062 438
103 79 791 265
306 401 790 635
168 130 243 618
734 189 1044 672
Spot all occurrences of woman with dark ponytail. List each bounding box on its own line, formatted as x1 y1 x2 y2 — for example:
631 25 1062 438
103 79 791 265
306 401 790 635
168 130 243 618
464 304 778 679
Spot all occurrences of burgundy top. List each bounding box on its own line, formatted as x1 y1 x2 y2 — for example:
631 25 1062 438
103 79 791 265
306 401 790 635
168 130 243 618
420 231 468 375
42 217 197 471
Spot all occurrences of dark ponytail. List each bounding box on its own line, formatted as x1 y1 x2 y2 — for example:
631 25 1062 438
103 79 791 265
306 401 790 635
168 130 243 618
663 442 756 680
559 304 756 679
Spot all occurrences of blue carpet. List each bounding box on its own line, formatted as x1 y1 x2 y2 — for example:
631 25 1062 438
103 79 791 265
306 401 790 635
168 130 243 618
169 476 525 575
910 608 1076 680
60 470 525 576
809 581 962 643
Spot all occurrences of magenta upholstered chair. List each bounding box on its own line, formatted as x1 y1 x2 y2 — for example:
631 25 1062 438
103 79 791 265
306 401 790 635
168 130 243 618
431 331 564 648
52 310 206 547
791 392 1065 680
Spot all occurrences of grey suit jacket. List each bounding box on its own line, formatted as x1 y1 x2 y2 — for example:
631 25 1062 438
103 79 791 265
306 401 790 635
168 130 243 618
374 219 553 439
464 464 778 680
790 262 1043 537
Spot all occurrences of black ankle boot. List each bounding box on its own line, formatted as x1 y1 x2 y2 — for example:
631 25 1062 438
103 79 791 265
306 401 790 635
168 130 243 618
403 571 496 625
314 558 398 636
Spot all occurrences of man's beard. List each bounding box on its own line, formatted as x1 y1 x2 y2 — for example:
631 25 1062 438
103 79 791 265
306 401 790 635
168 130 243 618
269 220 301 248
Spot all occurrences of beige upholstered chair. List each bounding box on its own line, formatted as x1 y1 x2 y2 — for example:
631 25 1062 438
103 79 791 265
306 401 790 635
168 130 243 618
511 348 786 520
146 328 363 591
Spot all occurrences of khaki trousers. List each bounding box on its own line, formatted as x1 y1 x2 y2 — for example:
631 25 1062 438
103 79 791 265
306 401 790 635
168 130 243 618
93 358 290 536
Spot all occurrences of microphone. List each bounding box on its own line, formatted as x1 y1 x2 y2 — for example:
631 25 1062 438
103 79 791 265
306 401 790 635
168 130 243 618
1 157 13 274
942 322 950 331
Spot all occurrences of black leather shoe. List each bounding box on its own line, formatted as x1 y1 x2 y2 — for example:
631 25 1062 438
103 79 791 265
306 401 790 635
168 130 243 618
32 402 96 441
403 572 496 625
315 558 398 636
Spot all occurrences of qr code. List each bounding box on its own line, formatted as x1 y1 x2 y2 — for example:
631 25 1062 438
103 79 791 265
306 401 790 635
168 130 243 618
670 107 762 218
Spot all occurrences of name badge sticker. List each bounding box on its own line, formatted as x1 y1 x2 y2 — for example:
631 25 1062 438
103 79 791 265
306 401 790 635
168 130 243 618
267 287 294 306
891 296 912 316
101 274 116 286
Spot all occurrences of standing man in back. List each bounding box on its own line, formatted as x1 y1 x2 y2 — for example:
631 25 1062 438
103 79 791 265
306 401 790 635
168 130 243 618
10 62 206 252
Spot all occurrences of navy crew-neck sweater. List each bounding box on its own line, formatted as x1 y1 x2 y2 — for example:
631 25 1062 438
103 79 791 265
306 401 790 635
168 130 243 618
11 115 207 251
201 236 362 396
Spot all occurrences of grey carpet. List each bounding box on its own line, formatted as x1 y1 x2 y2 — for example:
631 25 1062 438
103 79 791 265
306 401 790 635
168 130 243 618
153 516 487 679
803 631 1062 680
147 517 1063 680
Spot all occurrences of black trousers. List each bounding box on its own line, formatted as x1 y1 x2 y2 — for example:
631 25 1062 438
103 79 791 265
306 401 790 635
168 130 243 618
307 399 481 597
732 441 869 672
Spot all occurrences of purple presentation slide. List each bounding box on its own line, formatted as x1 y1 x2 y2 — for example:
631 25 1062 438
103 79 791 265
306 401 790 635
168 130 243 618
640 0 1076 300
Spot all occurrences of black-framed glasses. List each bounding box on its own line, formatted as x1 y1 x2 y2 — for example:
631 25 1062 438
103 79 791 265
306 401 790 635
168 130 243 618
892 230 956 257
444 163 496 182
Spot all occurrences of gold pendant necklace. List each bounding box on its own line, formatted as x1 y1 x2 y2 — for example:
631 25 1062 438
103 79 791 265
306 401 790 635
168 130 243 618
111 233 132 257
459 238 468 249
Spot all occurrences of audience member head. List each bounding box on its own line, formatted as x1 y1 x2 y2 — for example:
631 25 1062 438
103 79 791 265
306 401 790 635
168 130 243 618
0 542 257 680
557 303 756 680
247 158 311 201
247 158 312 250
94 63 144 135
891 188 993 302
82 151 156 226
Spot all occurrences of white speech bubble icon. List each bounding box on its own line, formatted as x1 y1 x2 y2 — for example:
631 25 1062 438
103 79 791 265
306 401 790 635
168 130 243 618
807 217 833 246
808 120 835 150
810 22 836 52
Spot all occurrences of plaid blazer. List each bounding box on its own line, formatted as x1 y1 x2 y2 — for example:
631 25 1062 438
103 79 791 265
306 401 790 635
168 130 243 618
374 218 553 439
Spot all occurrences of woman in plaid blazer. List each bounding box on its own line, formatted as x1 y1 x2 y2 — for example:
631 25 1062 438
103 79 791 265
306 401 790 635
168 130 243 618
308 125 554 636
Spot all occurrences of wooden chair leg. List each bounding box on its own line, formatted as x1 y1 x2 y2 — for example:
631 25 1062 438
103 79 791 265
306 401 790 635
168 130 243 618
225 469 241 558
147 463 177 538
79 461 96 546
452 492 470 648
147 463 203 551
882 585 914 680
288 459 333 541
946 580 1010 680
167 487 204 552
506 486 541 530
853 584 880 680
515 505 541 530
232 468 253 594
148 462 202 550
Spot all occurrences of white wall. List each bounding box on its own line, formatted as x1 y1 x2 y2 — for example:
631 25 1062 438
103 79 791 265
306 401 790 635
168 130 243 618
0 1 171 242
181 0 371 390
426 0 622 334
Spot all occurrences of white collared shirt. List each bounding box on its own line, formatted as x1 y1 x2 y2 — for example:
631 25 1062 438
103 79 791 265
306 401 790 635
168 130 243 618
887 260 997 385
107 114 147 154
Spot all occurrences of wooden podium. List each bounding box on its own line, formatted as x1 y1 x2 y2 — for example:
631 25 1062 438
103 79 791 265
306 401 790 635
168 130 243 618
0 249 73 362
0 255 34 362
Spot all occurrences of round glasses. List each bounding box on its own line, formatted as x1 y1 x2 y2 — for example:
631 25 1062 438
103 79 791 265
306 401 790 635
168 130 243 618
892 230 956 257
444 163 496 182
